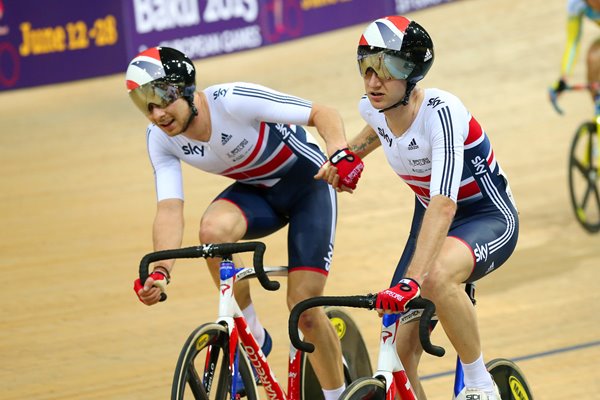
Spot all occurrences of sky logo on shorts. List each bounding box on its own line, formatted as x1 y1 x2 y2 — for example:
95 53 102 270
323 243 333 271
474 242 488 262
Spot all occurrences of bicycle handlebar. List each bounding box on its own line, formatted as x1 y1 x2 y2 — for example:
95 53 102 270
288 295 445 358
139 241 281 301
549 82 596 115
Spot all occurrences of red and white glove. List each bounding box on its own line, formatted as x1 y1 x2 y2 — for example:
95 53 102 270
376 278 421 313
133 268 170 304
329 148 364 190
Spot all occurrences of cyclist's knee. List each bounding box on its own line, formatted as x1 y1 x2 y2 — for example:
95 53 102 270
287 270 327 306
294 306 327 336
199 205 246 243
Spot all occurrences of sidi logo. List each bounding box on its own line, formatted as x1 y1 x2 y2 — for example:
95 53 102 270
182 143 204 156
133 0 200 34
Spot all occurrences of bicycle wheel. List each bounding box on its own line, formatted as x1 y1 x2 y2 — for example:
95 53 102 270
171 322 258 400
338 377 386 400
568 121 600 233
300 307 373 400
487 358 533 400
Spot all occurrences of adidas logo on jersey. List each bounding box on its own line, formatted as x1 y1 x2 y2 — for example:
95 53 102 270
408 138 419 150
221 133 232 145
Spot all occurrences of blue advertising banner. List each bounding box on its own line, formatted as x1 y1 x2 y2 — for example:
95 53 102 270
0 0 453 91
120 0 398 61
0 0 127 90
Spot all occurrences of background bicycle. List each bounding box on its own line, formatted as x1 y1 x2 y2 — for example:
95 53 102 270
139 241 372 400
289 283 533 400
550 82 600 233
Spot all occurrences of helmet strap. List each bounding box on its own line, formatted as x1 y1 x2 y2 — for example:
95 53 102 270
378 82 416 113
181 86 198 132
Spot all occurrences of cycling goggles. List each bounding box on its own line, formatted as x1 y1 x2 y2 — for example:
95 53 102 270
129 81 185 114
357 52 415 81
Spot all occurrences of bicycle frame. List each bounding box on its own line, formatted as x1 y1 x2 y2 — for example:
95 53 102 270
221 258 307 400
376 313 418 400
289 295 444 400
288 285 533 400
139 241 321 400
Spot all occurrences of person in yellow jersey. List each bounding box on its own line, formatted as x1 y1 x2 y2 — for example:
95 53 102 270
549 0 600 112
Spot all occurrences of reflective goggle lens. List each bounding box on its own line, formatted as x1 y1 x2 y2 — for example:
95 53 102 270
357 53 415 80
129 81 184 114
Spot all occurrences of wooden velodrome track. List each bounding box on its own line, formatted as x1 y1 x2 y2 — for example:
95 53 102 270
2 0 600 398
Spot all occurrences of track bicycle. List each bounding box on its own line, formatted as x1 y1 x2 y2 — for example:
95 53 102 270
550 82 600 233
289 283 533 400
139 241 372 400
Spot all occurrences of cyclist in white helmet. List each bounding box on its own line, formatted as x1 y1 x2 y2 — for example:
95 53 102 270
128 46 364 399
319 16 519 400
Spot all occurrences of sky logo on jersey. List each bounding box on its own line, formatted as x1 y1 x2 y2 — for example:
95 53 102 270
377 127 392 147
427 97 444 108
212 88 228 100
471 155 487 176
182 143 204 156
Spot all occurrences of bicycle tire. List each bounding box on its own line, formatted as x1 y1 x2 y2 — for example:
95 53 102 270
300 306 373 400
487 358 533 400
171 322 258 400
338 377 386 400
568 121 600 233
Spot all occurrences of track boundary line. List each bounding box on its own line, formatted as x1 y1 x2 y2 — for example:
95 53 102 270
421 339 600 380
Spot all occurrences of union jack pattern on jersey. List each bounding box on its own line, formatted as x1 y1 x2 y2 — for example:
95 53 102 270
146 82 325 201
359 88 508 209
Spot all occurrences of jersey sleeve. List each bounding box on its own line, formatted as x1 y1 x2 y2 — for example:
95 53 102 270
146 125 184 201
425 95 469 202
224 82 313 126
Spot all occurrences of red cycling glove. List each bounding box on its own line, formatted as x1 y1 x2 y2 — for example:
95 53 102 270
375 278 421 313
133 269 170 303
329 148 364 189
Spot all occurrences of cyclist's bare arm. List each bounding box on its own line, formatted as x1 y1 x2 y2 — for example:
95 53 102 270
405 195 456 282
348 124 381 159
308 103 349 156
152 198 185 273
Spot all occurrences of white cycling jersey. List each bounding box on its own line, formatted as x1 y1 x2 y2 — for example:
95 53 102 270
359 88 508 208
145 82 323 201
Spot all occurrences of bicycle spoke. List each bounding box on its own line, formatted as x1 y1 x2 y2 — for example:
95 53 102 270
187 366 207 399
572 156 588 176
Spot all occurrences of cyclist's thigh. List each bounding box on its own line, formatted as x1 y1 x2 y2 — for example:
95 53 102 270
450 199 519 283
286 177 337 275
212 182 288 239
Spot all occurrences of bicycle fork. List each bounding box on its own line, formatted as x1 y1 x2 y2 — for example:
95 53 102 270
379 314 417 400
